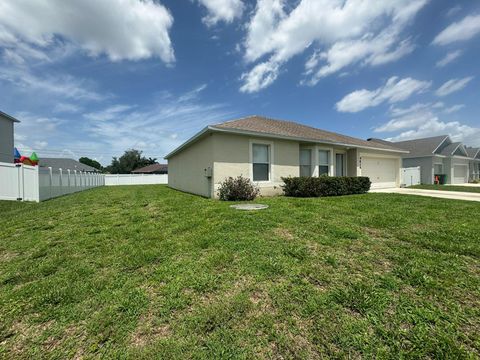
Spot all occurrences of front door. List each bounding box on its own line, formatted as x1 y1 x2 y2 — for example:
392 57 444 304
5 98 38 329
335 154 345 176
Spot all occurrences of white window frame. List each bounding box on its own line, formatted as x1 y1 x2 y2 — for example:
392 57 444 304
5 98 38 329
249 139 274 184
299 148 313 177
318 146 334 176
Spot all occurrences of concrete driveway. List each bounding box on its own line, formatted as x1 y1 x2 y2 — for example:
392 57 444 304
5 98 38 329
371 188 480 202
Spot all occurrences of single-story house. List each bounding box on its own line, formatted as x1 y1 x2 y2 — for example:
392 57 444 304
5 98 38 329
132 163 168 174
165 116 408 198
369 135 471 184
39 158 100 173
466 147 480 181
0 111 19 163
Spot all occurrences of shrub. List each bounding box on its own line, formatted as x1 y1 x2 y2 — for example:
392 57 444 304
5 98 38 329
218 176 260 201
281 176 371 197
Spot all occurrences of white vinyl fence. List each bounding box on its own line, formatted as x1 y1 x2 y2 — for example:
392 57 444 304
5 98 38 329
0 162 104 202
401 166 421 187
105 174 168 186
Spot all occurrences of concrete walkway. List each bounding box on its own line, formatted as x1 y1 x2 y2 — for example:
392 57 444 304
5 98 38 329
371 188 480 202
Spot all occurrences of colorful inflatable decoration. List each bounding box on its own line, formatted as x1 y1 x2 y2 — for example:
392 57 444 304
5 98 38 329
14 148 39 166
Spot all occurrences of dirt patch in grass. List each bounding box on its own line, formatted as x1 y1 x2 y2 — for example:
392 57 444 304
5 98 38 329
5 319 55 356
131 313 172 347
273 227 295 240
0 249 18 262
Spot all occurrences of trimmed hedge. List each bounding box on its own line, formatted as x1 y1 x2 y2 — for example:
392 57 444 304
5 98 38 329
281 176 371 197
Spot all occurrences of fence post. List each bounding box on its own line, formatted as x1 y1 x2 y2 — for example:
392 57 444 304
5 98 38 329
34 165 40 202
59 168 63 195
49 167 53 199
16 164 24 201
67 169 71 193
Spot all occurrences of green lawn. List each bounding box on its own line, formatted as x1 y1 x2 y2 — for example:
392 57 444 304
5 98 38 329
0 186 479 359
410 184 480 193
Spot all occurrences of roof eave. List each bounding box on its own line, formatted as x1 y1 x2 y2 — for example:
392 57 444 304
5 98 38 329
0 111 20 123
164 126 211 159
431 135 450 154
209 126 409 154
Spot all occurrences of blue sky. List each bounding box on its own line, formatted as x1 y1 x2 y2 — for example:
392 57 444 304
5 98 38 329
0 0 479 165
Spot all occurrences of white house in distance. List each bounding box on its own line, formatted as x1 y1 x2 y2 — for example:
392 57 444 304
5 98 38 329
0 111 19 163
165 116 408 198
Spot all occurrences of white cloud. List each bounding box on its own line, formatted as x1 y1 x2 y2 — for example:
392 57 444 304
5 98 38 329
435 76 474 97
444 104 465 114
54 103 83 114
387 119 480 146
336 76 431 113
239 60 280 93
435 50 462 68
446 6 462 17
14 86 236 164
433 14 480 46
0 66 107 101
0 0 174 63
84 105 135 121
196 0 244 26
374 102 480 147
240 0 428 92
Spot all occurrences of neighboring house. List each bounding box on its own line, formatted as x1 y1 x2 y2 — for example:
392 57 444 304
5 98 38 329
0 111 19 163
132 163 168 174
466 147 480 181
39 158 99 172
369 135 471 184
165 116 408 198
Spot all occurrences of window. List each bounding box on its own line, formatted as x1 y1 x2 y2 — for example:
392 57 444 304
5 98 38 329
252 144 270 181
335 154 345 176
434 163 443 174
300 149 312 177
318 150 330 176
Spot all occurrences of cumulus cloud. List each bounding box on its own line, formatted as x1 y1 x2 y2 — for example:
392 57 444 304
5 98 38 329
240 0 428 92
435 77 474 97
433 14 480 46
196 0 244 26
0 0 174 63
373 102 479 147
336 77 431 113
435 50 462 68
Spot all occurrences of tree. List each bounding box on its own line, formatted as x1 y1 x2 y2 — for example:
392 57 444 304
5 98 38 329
106 149 156 174
79 157 103 171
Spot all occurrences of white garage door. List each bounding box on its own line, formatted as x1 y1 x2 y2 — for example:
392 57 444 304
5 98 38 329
453 165 467 184
362 157 398 189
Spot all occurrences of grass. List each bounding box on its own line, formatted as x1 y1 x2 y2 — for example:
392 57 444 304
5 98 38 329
0 185 479 359
410 184 480 193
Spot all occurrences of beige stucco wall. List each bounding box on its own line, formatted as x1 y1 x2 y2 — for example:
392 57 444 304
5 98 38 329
212 132 299 197
168 131 403 198
167 133 214 197
0 117 14 163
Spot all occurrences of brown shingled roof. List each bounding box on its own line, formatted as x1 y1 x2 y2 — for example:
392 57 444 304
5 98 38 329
211 116 405 152
132 163 168 174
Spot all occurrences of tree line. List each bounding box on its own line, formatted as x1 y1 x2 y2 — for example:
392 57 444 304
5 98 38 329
79 149 156 174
